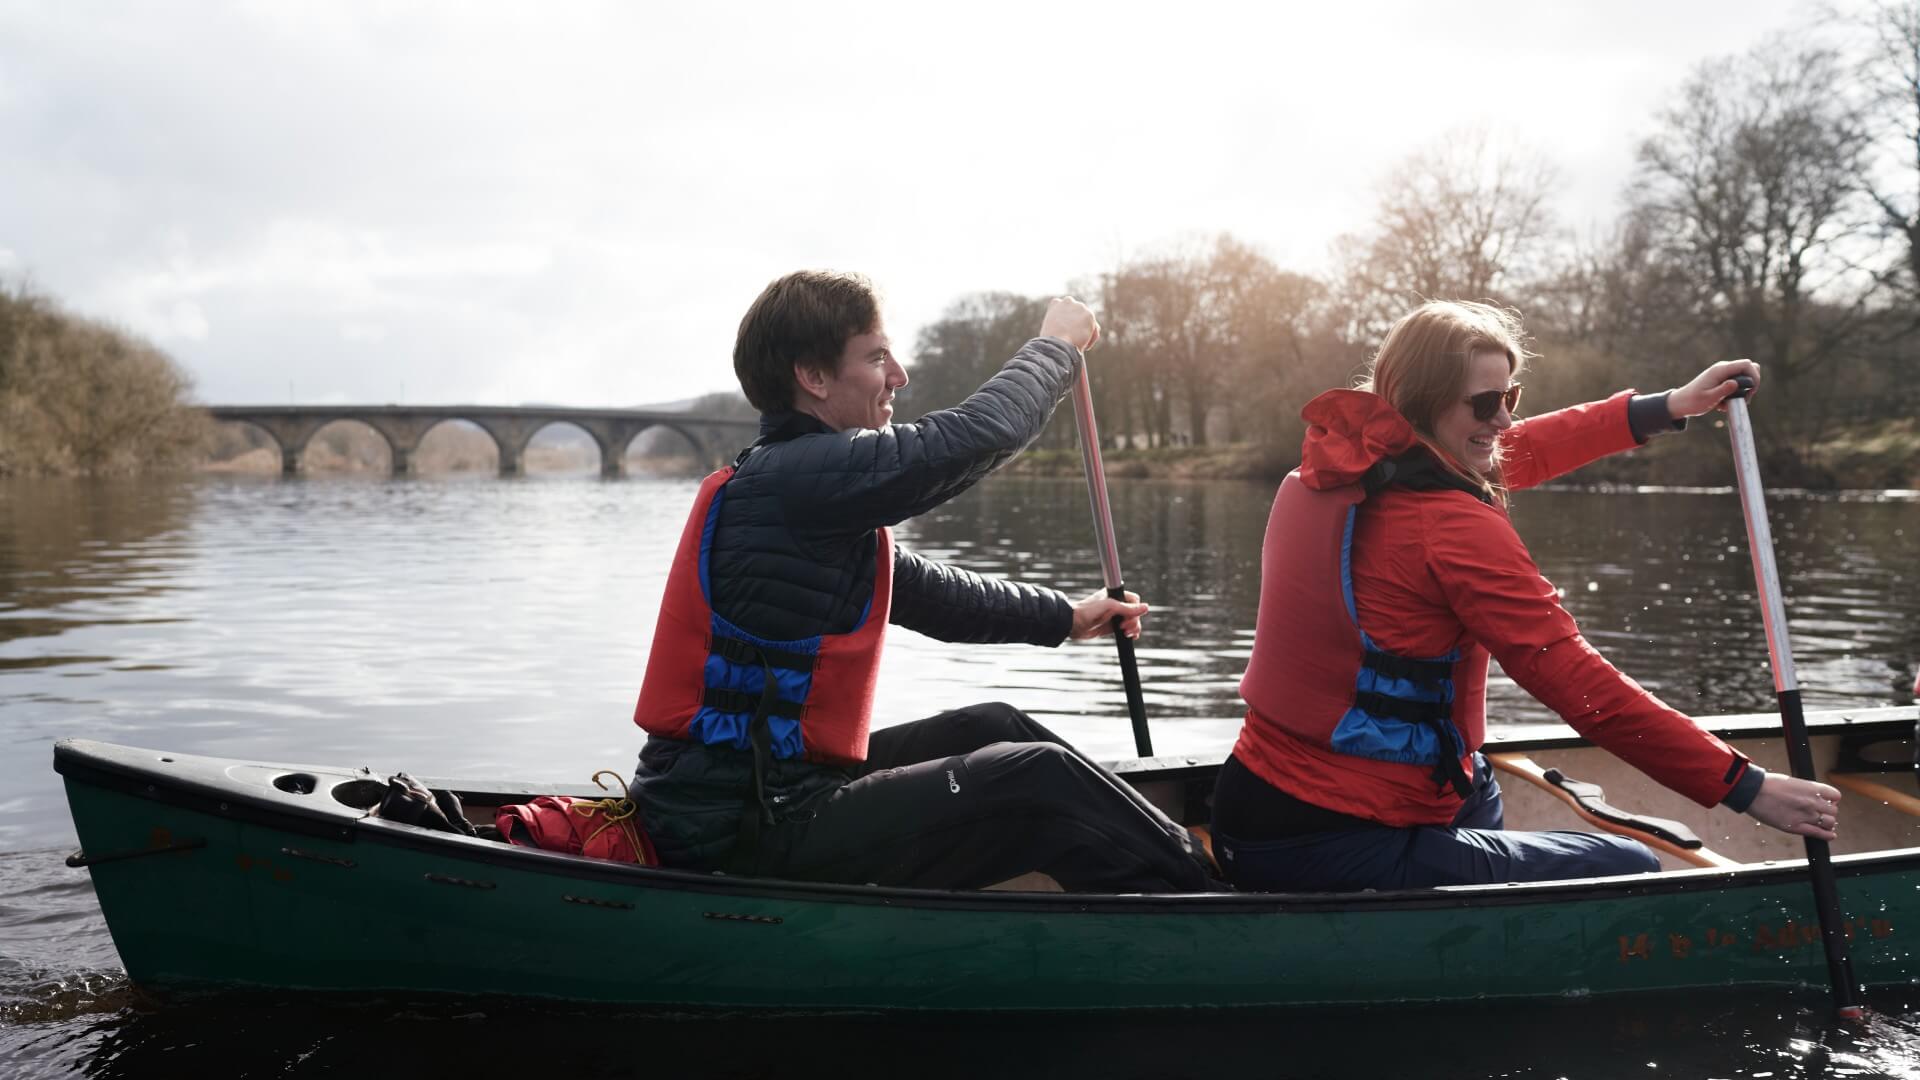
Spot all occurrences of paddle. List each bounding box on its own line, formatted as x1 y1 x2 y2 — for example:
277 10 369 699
1069 354 1154 758
1724 375 1864 1019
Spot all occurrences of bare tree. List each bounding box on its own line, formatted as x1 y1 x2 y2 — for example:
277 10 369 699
1335 130 1564 342
1226 265 1345 447
1630 39 1880 418
1843 1 1920 300
907 292 1052 418
1521 217 1711 390
1100 236 1289 448
0 283 209 474
1099 261 1186 448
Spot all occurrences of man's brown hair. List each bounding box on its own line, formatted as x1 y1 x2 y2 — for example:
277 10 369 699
733 270 881 413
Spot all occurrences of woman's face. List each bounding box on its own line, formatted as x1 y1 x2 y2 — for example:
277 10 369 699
1432 350 1517 476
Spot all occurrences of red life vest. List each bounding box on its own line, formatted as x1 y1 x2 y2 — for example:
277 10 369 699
1235 392 1478 800
632 467 892 767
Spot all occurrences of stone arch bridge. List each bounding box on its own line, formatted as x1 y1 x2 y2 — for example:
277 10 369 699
210 405 760 477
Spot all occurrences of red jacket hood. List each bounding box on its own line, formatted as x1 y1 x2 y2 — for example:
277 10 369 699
1298 389 1421 490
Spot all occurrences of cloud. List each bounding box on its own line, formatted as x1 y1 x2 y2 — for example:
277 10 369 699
0 0 1831 407
163 300 209 341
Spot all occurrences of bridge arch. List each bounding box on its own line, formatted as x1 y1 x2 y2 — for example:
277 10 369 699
466 416 606 476
204 406 759 478
522 420 607 475
206 418 287 473
412 418 501 473
303 418 395 474
619 422 710 473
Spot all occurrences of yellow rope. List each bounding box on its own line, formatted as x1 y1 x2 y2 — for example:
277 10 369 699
567 769 648 863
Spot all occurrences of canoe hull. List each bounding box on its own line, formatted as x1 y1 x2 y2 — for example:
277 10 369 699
57 719 1920 1011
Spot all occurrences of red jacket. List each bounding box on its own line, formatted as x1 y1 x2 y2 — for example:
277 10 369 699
1234 388 1749 827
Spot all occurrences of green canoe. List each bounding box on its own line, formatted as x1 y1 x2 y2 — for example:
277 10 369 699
54 705 1920 1011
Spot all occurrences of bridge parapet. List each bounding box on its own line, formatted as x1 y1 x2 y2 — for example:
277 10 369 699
208 405 754 476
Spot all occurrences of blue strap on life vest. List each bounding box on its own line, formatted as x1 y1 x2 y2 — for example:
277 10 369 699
685 480 820 760
1328 505 1474 796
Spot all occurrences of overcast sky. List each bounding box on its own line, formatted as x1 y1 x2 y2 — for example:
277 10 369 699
0 0 1827 408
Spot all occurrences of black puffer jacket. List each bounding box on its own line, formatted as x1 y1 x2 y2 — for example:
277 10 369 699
633 336 1085 868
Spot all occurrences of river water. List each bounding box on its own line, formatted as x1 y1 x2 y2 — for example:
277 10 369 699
2 469 1918 1078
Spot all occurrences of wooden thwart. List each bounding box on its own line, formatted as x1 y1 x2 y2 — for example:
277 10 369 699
1829 773 1920 819
1489 753 1740 869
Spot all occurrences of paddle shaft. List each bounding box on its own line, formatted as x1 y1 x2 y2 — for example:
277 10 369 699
1726 380 1862 1016
1070 356 1153 758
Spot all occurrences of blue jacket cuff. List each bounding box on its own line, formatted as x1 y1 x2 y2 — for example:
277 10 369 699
1627 391 1688 444
1722 761 1766 812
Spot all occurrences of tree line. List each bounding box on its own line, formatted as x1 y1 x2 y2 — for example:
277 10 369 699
906 12 1920 487
9 7 1919 486
0 285 208 475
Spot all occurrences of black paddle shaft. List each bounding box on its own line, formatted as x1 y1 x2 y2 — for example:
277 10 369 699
1777 685 1860 1013
1106 584 1153 759
1070 350 1154 759
1726 374 1862 1016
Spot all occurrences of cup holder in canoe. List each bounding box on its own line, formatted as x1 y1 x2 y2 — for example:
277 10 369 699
273 772 319 795
332 778 388 809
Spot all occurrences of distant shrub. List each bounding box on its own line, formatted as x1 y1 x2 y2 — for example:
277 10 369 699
0 283 210 475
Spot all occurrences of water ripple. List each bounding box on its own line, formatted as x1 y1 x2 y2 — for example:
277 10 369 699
0 473 1917 1073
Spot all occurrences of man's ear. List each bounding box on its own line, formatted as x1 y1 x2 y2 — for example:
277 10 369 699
793 361 833 403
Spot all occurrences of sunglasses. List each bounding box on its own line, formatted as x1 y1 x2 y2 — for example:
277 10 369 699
1465 383 1522 422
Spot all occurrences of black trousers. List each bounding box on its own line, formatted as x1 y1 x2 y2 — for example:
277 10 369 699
752 702 1217 894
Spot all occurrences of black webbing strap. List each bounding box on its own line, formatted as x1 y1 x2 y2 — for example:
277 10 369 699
722 647 789 877
1379 449 1495 505
1428 746 1475 799
1360 458 1399 495
1361 648 1453 685
1351 690 1449 727
1351 691 1474 798
702 687 805 721
710 635 815 673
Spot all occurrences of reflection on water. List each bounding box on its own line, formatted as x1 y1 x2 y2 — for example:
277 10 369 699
1 471 1918 1077
1 473 1916 841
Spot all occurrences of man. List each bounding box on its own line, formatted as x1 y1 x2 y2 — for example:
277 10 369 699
629 269 1217 893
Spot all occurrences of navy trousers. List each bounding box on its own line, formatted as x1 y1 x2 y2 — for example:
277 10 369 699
1214 754 1660 892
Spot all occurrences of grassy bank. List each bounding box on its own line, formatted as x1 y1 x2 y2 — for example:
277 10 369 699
1007 423 1920 491
1004 444 1296 482
1809 417 1920 491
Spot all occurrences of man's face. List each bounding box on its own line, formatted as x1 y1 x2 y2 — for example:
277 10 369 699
812 324 909 432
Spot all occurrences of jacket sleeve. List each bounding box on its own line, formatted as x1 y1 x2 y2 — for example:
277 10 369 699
889 544 1074 646
777 338 1082 537
1498 390 1640 492
1423 497 1748 807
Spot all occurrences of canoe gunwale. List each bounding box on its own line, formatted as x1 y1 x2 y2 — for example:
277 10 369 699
55 708 1920 918
1103 707 1917 779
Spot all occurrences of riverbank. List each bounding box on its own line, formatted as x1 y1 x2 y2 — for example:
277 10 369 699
1008 417 1920 490
1005 444 1293 482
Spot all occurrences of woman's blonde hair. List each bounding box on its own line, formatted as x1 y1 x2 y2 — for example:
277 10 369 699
1356 300 1534 506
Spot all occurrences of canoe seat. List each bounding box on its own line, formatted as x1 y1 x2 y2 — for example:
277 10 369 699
1488 753 1740 869
1829 772 1920 818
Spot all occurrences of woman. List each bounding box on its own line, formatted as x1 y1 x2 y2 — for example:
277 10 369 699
1213 300 1842 891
